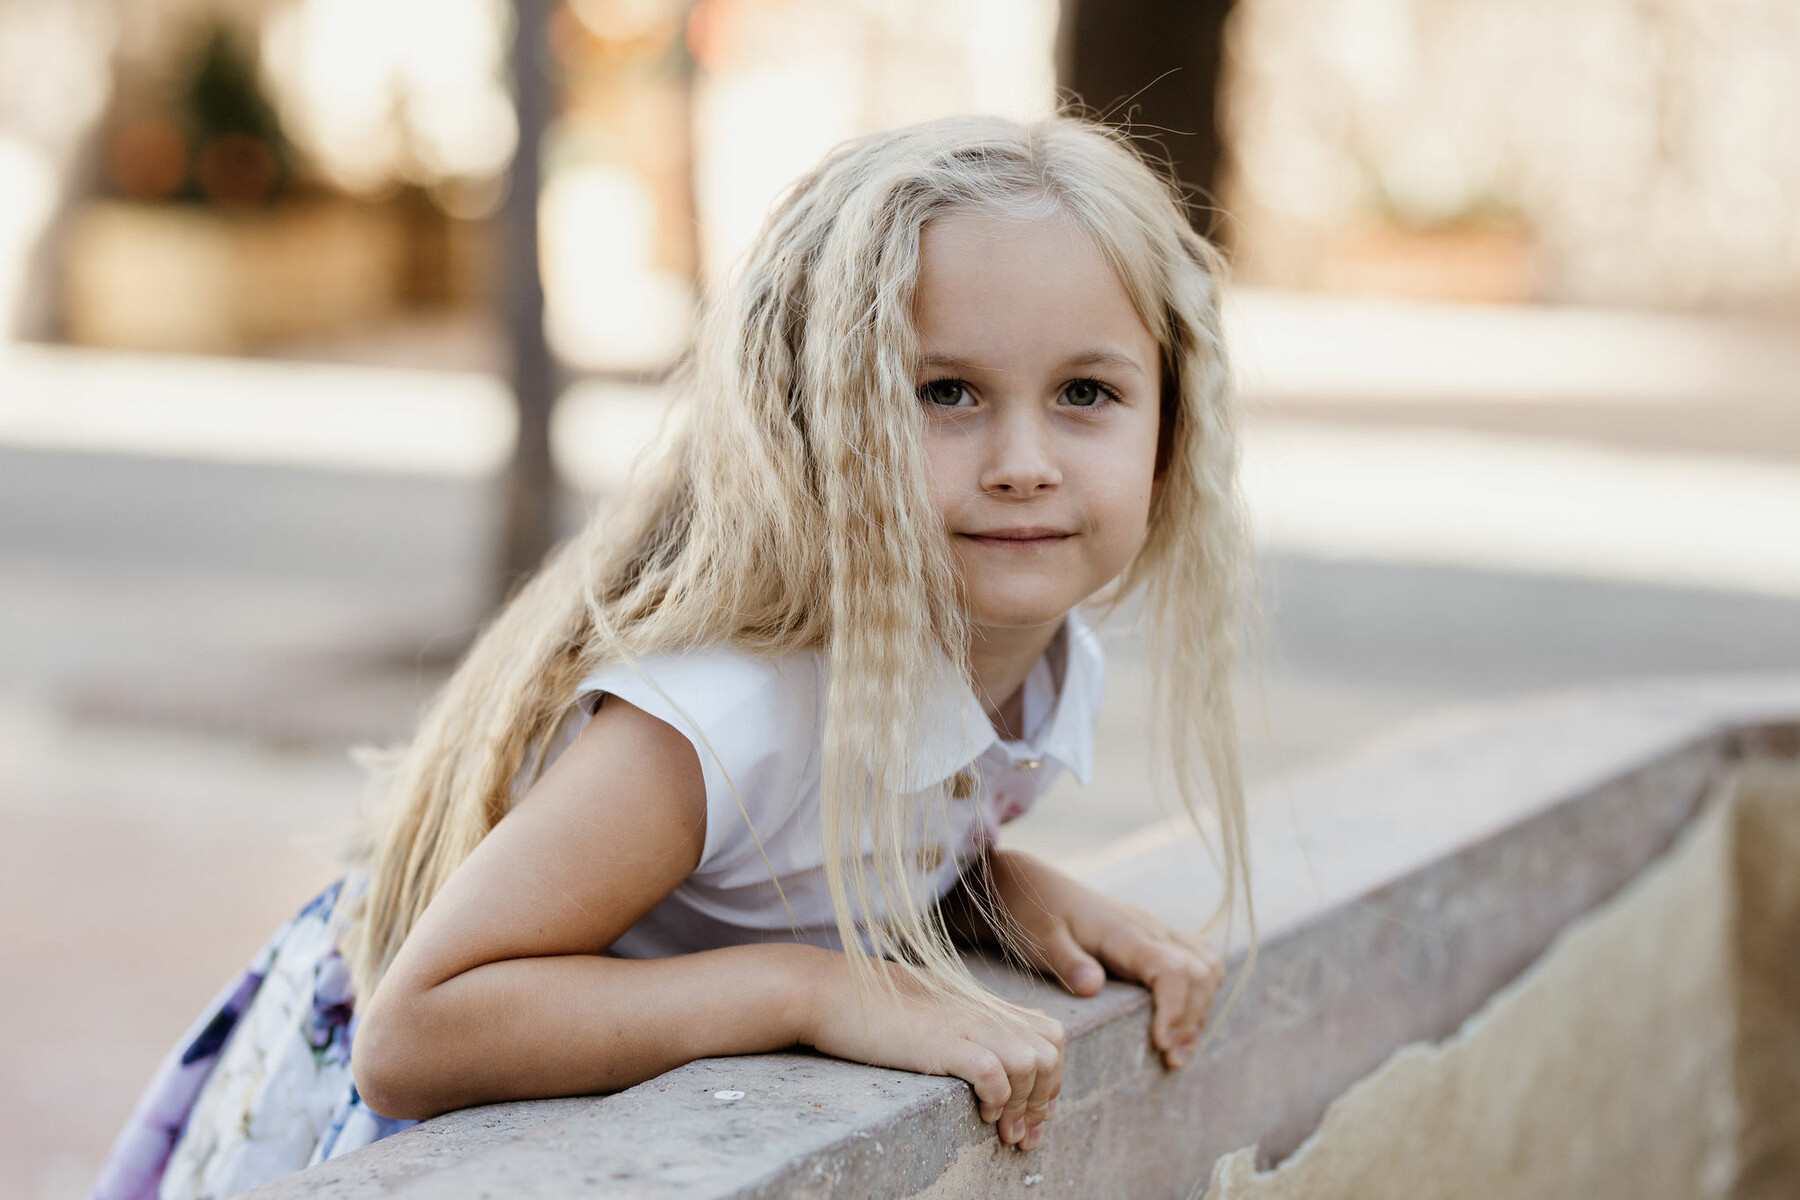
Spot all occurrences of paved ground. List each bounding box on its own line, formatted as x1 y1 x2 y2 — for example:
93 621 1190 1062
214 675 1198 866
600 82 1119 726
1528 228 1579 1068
4 296 1798 1199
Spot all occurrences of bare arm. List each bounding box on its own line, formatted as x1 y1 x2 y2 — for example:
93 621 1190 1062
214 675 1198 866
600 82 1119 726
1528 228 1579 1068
352 697 827 1119
351 701 1066 1152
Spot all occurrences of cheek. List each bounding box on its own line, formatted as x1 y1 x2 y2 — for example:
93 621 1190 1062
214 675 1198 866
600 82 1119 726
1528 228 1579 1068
920 423 1000 533
1084 428 1160 548
920 428 965 521
1093 476 1156 563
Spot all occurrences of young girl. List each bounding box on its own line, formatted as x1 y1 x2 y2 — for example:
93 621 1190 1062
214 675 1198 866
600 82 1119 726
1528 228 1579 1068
93 111 1255 1200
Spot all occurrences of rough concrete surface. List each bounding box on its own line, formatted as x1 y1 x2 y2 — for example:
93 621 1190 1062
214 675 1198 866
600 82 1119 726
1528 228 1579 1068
239 679 1800 1199
1202 758 1800 1200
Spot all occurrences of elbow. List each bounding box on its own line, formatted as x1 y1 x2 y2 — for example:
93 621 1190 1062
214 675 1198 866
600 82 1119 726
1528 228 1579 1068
351 991 440 1122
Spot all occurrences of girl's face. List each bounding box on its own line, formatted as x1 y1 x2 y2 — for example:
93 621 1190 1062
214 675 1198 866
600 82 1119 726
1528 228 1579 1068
913 208 1164 634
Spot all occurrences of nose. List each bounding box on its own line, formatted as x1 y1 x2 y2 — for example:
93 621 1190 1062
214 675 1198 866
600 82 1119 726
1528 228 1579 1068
977 406 1061 496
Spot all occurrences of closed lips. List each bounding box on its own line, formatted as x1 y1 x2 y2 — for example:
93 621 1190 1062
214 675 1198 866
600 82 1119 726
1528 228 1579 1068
962 527 1074 542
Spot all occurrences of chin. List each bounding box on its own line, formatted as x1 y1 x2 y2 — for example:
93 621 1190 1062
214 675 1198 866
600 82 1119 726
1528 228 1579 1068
965 588 1081 631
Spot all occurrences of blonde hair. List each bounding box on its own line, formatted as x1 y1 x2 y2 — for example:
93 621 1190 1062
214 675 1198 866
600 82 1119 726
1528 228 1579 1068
341 111 1256 1032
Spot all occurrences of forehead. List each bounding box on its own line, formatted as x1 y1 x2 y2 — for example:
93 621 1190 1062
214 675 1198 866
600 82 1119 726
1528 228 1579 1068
912 209 1157 370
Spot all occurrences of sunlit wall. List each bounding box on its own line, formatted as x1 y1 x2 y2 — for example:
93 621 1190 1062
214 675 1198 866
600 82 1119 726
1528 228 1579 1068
688 0 1059 284
555 0 1060 369
256 0 1059 371
260 0 517 198
0 0 115 338
1224 0 1800 309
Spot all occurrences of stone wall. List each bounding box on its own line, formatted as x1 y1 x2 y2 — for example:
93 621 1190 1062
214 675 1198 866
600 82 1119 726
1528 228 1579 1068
241 678 1800 1198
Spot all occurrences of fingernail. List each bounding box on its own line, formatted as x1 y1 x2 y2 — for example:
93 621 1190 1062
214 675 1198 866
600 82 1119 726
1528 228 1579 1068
1023 1123 1044 1151
1046 1099 1059 1119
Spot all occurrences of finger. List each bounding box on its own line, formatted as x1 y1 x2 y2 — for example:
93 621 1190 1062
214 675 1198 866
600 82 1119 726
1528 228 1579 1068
1019 1027 1064 1151
1169 957 1221 1067
1178 929 1226 978
1191 940 1225 1007
1096 930 1198 1058
996 1036 1041 1146
946 1042 1011 1125
1092 921 1169 989
1177 932 1225 1004
1024 1007 1067 1046
1037 921 1106 996
1149 950 1193 1059
1158 929 1226 1060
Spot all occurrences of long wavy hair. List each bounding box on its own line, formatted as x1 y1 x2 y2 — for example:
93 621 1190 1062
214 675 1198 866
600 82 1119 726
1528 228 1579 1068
340 111 1256 1030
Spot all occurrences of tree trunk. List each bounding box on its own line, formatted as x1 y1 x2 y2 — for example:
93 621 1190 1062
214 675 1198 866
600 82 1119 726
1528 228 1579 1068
1057 0 1236 243
496 0 559 603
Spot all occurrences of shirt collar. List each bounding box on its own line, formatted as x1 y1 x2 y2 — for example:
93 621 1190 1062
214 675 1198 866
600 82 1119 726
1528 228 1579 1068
1018 609 1102 787
899 611 1104 792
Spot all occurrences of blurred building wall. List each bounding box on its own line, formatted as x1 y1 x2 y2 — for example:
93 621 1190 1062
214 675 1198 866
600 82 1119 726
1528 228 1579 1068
550 0 1060 370
1223 0 1800 310
0 0 116 339
686 0 1059 286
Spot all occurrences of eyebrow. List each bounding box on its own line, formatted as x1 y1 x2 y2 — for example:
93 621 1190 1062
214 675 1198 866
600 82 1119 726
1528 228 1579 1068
917 350 1148 378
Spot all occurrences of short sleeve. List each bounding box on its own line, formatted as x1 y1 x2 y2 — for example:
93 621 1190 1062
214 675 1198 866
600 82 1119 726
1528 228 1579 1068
573 648 822 875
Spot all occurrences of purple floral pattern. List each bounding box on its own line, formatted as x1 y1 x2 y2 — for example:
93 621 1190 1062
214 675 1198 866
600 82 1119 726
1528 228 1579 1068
91 877 417 1200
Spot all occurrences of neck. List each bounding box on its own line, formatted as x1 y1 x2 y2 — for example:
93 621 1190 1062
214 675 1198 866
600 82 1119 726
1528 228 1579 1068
967 618 1064 742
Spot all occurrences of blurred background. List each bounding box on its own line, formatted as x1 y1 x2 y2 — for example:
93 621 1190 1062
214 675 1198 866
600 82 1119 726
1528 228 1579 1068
3 0 1798 1194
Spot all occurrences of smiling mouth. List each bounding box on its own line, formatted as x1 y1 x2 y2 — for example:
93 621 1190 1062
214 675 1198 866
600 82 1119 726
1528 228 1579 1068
960 527 1075 548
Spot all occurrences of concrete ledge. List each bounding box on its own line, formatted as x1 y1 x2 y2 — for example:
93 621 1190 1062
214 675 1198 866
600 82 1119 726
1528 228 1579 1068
247 676 1800 1199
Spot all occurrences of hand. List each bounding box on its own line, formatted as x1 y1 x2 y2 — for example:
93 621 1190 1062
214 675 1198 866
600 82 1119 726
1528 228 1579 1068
985 849 1225 1070
798 952 1065 1151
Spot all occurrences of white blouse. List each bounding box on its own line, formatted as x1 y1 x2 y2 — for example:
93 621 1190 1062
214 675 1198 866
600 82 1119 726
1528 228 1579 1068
553 613 1105 958
126 620 1103 1200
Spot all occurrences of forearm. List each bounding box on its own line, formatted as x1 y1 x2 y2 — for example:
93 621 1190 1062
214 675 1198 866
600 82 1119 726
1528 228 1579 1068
354 941 830 1120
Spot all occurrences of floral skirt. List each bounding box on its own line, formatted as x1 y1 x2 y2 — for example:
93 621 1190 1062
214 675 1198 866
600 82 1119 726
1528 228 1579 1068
91 876 418 1200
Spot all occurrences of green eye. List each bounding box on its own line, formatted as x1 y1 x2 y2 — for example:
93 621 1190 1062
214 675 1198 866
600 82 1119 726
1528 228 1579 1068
1063 380 1107 407
920 379 970 406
